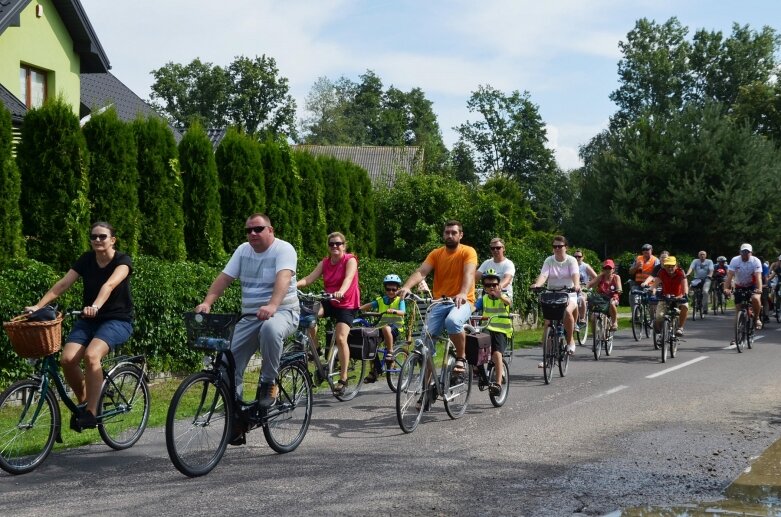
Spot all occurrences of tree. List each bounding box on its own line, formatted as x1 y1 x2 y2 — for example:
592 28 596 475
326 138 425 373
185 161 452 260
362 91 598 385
259 139 302 249
17 98 90 268
179 123 224 262
319 155 352 239
293 150 327 257
149 58 230 130
344 162 376 257
0 107 24 261
133 117 186 260
82 108 139 256
733 81 781 143
448 140 479 185
214 128 265 250
455 85 562 231
609 17 691 126
150 55 297 139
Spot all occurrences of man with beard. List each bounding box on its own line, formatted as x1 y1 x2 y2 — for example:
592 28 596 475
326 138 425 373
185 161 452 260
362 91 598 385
398 220 478 384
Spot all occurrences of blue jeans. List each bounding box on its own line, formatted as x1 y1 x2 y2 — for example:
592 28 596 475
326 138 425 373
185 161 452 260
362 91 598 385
423 301 473 351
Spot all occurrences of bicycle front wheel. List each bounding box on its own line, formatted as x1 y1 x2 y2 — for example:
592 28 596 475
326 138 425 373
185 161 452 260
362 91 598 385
327 344 366 401
631 306 643 341
396 353 425 433
735 311 747 353
487 359 509 407
263 361 312 454
670 320 678 358
592 316 602 361
443 352 472 419
660 321 669 363
98 364 150 450
0 379 59 475
385 348 409 393
542 326 555 385
576 312 588 346
165 372 232 477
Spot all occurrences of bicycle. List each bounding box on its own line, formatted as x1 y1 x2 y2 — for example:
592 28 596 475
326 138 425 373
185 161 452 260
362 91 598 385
286 291 368 400
690 278 705 320
657 295 686 363
575 290 589 346
535 287 574 385
465 315 511 407
588 293 614 361
396 295 473 433
710 278 726 315
630 286 653 342
166 312 312 477
0 310 149 475
354 311 409 392
733 287 756 353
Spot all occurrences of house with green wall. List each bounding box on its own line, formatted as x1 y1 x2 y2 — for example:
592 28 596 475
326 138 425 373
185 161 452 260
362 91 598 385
0 0 177 142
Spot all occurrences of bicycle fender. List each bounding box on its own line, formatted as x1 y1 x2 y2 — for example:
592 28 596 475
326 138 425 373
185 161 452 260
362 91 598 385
281 351 307 367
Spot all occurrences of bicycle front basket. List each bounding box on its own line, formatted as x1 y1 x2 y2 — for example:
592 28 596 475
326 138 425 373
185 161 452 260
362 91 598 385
299 298 321 317
183 312 238 351
3 313 63 358
539 292 569 320
588 293 611 315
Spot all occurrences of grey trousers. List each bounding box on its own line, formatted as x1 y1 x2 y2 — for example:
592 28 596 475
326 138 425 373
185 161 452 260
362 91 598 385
229 306 299 394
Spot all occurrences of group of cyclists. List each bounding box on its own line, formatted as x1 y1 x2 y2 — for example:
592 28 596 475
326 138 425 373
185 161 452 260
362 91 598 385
23 214 776 445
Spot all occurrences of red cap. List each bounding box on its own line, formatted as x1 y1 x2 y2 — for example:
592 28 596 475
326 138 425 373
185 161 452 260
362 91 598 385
602 259 615 269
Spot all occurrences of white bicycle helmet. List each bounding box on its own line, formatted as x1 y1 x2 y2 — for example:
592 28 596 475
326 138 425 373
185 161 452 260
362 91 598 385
383 274 402 286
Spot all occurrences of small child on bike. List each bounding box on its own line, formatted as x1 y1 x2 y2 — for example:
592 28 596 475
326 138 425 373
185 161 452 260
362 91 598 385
358 274 406 383
473 269 512 395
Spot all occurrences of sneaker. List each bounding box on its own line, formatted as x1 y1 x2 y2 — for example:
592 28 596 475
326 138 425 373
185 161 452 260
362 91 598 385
755 320 763 330
537 362 544 368
229 431 246 446
675 328 684 337
566 343 576 355
258 382 279 408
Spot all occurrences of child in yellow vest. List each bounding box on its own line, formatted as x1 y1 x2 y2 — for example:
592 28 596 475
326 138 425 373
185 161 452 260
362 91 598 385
473 269 512 394
358 274 406 383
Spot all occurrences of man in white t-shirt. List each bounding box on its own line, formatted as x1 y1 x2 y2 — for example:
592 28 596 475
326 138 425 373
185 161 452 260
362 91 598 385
196 213 299 419
724 243 763 331
686 251 714 313
476 237 516 300
530 235 581 354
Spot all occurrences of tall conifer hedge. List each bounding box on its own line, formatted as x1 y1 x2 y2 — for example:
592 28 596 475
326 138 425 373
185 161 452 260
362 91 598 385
0 107 24 262
179 123 224 262
319 155 352 242
259 140 302 248
16 98 90 268
83 108 139 256
293 150 327 257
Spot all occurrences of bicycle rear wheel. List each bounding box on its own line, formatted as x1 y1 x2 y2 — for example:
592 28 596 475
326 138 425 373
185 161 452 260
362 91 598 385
396 353 425 433
735 310 747 353
558 335 569 377
263 361 312 454
443 352 472 419
660 321 669 363
98 364 150 450
670 320 678 358
576 310 588 346
385 348 408 393
542 326 555 385
487 359 509 407
165 372 231 477
327 344 366 401
631 306 643 341
592 316 602 361
0 379 59 475
605 327 614 356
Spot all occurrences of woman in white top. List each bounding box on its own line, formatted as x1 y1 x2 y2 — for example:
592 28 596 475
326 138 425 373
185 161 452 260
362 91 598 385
530 235 581 354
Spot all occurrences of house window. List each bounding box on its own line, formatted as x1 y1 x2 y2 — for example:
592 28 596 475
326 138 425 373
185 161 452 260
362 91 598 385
19 65 48 108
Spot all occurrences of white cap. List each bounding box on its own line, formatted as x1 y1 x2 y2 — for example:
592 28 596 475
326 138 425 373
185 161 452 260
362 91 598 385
740 243 752 252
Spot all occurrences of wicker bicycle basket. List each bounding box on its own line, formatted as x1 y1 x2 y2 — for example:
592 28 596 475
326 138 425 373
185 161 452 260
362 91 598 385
3 313 63 358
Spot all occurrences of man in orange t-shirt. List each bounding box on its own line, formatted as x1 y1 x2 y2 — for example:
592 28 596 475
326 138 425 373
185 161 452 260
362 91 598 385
398 220 477 384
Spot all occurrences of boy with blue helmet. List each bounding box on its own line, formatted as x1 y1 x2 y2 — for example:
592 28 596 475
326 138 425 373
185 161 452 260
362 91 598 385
359 274 406 383
473 269 512 394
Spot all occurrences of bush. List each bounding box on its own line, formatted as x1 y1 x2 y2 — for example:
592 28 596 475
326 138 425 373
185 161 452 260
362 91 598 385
83 109 140 256
0 107 24 261
17 97 90 269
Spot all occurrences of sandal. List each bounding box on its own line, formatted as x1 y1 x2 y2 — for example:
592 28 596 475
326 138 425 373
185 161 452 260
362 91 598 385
364 371 378 383
488 382 502 396
333 379 348 396
385 352 395 368
450 358 467 385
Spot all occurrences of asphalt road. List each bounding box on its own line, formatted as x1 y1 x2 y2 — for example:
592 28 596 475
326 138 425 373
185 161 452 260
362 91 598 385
2 309 780 517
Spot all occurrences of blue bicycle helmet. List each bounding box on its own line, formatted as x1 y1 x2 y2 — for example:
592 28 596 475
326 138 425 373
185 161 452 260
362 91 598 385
383 274 402 285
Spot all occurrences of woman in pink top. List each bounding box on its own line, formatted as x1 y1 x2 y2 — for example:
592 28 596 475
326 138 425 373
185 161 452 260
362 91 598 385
297 231 360 395
587 259 622 331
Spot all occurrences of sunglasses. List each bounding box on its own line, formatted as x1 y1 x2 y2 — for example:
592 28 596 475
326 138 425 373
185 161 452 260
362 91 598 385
483 283 499 288
385 286 398 291
490 246 503 250
574 255 583 258
552 244 565 249
245 226 267 235
328 241 344 247
90 233 109 241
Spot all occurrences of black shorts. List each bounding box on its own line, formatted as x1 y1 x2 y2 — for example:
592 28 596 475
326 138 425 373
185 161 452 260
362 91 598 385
489 331 507 354
322 302 357 326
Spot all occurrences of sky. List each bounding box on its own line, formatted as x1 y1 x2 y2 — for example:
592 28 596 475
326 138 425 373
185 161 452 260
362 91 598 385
79 0 781 171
